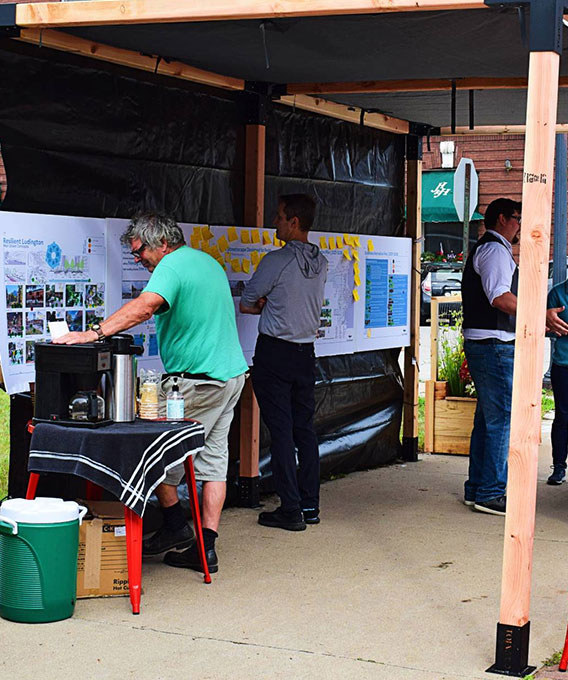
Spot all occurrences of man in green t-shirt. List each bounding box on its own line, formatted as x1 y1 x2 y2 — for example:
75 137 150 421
54 213 247 574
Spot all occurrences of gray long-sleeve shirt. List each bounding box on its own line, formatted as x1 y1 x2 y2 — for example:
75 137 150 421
241 240 328 343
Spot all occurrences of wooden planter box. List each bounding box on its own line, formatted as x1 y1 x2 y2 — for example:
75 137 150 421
424 380 476 455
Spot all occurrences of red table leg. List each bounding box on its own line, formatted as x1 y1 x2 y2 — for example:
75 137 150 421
184 457 212 584
85 481 103 501
124 506 143 615
26 473 40 500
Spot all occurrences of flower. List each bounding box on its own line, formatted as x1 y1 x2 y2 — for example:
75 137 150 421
438 311 476 398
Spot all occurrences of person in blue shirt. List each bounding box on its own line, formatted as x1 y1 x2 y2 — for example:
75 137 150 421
546 280 568 484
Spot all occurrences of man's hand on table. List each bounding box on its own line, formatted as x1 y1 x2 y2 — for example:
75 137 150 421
546 306 568 336
52 330 98 345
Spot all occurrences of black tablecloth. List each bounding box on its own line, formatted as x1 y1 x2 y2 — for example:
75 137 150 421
28 420 205 516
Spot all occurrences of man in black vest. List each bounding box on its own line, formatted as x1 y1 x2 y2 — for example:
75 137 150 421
461 198 521 516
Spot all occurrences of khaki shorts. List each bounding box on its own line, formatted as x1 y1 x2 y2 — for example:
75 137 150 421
158 373 246 484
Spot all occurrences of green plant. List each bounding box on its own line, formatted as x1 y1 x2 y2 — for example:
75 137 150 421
543 649 562 666
437 310 476 398
542 388 554 418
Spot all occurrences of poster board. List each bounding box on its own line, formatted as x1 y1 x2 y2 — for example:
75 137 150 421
0 212 106 394
0 212 412 392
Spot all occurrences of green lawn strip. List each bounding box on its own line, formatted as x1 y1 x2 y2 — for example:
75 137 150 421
0 391 10 499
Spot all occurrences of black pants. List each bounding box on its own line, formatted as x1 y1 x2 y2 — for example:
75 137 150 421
252 334 320 512
551 362 568 468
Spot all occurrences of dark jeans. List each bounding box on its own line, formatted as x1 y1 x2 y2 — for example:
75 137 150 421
252 333 320 512
464 339 514 502
551 363 568 468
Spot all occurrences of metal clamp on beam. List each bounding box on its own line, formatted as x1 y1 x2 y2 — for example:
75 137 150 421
406 135 423 162
0 4 18 38
243 82 287 125
484 0 566 55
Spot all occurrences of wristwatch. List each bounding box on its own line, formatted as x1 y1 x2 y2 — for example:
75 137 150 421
91 323 106 341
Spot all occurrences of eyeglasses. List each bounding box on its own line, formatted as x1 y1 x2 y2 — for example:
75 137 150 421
131 243 148 259
510 215 522 224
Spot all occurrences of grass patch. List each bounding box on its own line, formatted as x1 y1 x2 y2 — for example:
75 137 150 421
0 390 9 499
542 388 554 418
542 650 562 666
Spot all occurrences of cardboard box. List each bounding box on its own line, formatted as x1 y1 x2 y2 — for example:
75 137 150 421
76 500 129 599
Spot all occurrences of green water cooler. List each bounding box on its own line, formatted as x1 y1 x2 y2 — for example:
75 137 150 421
0 498 87 623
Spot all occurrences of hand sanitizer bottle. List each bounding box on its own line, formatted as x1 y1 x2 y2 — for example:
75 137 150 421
166 378 185 421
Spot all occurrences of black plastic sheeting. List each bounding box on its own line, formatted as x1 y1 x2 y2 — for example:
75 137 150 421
0 43 406 502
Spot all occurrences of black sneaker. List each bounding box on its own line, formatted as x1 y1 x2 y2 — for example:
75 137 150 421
142 523 194 556
258 507 306 531
302 508 321 524
547 465 566 485
473 496 506 516
164 543 218 573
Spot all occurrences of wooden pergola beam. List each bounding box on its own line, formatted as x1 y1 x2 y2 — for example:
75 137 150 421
14 0 488 28
279 95 410 134
441 124 568 135
288 77 558 96
15 28 245 91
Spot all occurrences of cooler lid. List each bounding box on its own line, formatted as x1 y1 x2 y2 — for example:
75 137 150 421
0 498 86 524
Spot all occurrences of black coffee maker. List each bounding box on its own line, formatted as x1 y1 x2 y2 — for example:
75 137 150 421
34 341 113 427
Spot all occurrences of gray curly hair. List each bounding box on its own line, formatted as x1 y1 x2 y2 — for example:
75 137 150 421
121 212 186 249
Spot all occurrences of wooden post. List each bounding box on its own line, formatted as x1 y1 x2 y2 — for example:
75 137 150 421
238 120 265 507
488 50 560 677
402 135 422 461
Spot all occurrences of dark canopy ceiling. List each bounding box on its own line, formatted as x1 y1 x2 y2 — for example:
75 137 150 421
60 7 568 128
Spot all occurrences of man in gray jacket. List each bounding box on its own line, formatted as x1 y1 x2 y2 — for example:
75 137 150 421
240 194 327 531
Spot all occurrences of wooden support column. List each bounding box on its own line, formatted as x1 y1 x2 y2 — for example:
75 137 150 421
488 50 560 677
402 135 422 461
238 99 266 507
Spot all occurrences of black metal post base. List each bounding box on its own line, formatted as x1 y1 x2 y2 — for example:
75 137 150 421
487 622 535 677
401 436 419 462
238 476 260 508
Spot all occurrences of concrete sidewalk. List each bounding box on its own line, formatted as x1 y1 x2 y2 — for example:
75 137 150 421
2 423 568 680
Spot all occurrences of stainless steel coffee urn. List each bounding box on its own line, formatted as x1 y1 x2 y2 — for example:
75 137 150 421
110 335 143 422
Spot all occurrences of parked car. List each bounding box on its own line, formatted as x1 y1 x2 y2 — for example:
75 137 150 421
420 262 463 325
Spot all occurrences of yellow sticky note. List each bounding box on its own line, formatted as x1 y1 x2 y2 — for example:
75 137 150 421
251 229 260 244
225 252 232 263
352 249 360 261
192 226 203 240
263 231 271 245
251 251 260 265
353 262 360 276
336 236 343 248
241 230 251 244
367 240 374 252
228 227 238 242
354 236 361 248
367 329 372 338
242 259 251 274
202 226 214 241
319 236 328 250
342 248 352 261
210 245 220 259
218 235 229 252
231 259 242 273
260 252 267 260
329 236 336 250
353 289 360 301
190 235 200 249
344 234 352 247
354 273 361 287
